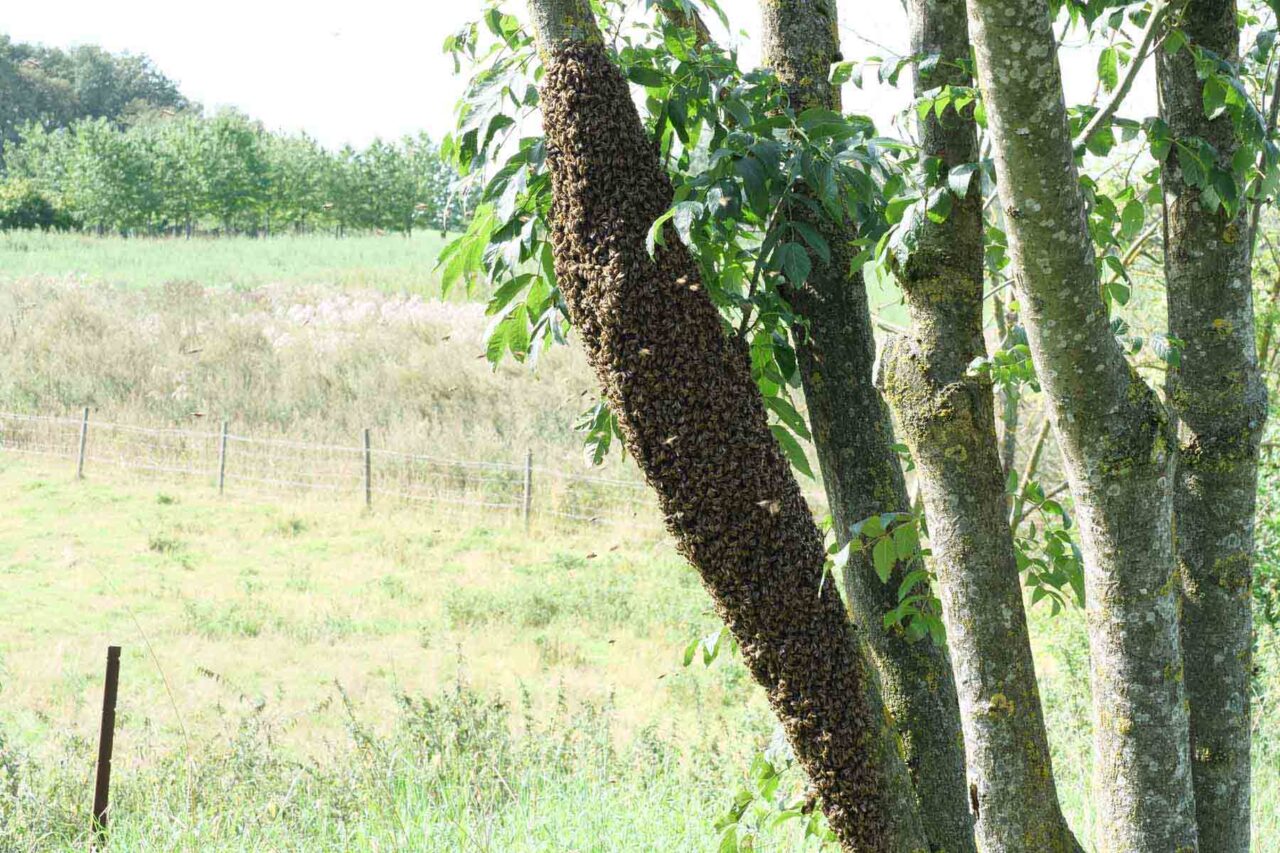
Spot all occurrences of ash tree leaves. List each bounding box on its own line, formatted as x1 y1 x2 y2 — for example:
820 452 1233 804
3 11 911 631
1148 15 1280 218
575 399 623 467
441 0 905 478
713 726 835 852
827 512 944 645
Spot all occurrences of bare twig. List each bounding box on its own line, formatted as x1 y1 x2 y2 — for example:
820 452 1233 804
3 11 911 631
1076 1 1172 146
1010 415 1053 527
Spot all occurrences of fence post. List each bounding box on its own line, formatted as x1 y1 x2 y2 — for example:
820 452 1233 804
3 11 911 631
76 407 90 480
92 645 121 845
363 428 373 510
217 420 229 496
522 449 533 529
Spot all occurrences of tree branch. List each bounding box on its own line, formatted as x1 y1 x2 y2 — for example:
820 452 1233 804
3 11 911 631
1076 0 1171 146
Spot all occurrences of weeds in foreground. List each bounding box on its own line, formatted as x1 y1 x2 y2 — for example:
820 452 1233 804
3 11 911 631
0 675 750 852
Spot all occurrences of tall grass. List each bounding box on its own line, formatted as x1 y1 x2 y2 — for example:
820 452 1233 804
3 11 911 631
0 678 740 852
0 279 615 475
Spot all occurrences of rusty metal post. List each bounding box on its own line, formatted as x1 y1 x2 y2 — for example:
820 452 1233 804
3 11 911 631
92 646 121 844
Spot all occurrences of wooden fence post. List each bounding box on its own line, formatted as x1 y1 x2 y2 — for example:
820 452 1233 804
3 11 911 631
522 449 533 529
363 428 372 510
76 407 90 480
92 645 121 845
217 421 229 496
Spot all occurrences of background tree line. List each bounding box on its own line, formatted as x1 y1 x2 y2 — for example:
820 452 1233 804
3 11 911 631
0 33 471 236
0 32 190 156
1 113 468 235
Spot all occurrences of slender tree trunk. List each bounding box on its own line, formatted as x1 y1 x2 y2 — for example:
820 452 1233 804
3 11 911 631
528 3 927 849
1157 2 1267 848
757 4 974 850
880 1 1079 849
964 0 1198 848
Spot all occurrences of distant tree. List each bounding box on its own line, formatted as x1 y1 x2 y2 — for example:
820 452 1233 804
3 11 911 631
263 132 328 234
0 176 63 230
0 34 191 161
195 110 268 233
2 106 465 236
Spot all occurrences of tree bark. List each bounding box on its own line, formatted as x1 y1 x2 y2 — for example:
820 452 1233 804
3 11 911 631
1157 2 1267 848
880 1 1080 849
964 0 1198 848
758 4 975 850
527 3 928 849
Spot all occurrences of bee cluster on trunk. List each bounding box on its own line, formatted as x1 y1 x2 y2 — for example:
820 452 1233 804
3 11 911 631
539 39 901 850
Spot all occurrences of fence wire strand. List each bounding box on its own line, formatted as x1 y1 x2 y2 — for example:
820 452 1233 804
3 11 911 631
0 410 664 529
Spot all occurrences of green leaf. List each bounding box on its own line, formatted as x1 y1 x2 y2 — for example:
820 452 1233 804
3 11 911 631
777 241 812 286
1098 47 1119 93
830 61 861 87
770 425 813 478
790 221 831 263
1210 167 1239 214
765 394 812 439
947 162 979 196
625 66 666 87
1120 199 1144 240
1203 77 1229 121
856 514 886 539
872 537 896 583
1085 126 1116 157
926 190 953 223
646 207 677 256
892 522 919 562
683 637 699 667
484 318 509 365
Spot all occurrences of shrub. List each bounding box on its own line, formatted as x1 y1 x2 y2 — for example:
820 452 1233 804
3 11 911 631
0 178 69 231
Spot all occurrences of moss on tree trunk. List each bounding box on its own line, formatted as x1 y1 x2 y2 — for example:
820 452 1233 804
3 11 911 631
1158 1 1268 847
965 0 1198 846
881 1 1080 848
758 4 974 850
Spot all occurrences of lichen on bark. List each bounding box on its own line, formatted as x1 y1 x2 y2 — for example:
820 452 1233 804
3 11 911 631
879 1 1080 848
535 28 927 852
964 0 1198 846
1157 0 1267 847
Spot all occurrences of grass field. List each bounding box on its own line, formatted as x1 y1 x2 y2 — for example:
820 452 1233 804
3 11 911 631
0 235 1277 850
0 453 1276 851
0 232 454 294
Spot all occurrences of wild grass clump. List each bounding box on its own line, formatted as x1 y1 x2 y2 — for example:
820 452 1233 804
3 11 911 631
0 679 732 852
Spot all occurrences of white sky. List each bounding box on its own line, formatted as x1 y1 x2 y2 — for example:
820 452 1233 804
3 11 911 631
0 0 1146 150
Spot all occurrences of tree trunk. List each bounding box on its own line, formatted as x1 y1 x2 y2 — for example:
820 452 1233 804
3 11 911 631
1157 2 1267 848
880 1 1079 849
528 3 927 849
758 4 975 851
964 0 1198 848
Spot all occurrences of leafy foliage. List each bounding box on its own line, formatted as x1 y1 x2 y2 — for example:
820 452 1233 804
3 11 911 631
440 1 908 478
2 114 466 235
0 33 190 158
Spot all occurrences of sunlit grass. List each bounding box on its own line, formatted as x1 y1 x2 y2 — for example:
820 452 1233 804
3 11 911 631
0 231 457 295
0 454 1276 850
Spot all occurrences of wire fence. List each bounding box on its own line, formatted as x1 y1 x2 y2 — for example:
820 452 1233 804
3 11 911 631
0 410 672 531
